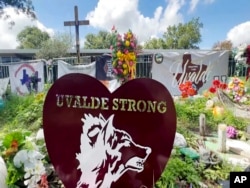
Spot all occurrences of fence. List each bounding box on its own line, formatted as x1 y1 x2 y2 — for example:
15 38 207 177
49 54 153 83
228 53 249 77
0 53 248 85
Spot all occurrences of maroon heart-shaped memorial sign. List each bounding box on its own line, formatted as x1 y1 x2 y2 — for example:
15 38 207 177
43 73 176 188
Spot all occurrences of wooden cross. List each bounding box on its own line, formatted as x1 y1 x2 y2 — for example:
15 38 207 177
64 6 89 64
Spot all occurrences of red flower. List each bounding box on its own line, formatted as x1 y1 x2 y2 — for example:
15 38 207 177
220 83 227 90
179 83 187 91
187 87 196 96
209 87 217 93
179 81 197 98
209 79 228 94
213 79 221 87
181 91 189 98
185 81 192 87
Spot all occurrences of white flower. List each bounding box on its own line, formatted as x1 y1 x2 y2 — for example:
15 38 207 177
14 149 46 187
24 167 33 179
14 150 44 168
206 99 214 108
240 96 247 103
24 174 41 187
13 150 28 168
34 162 46 175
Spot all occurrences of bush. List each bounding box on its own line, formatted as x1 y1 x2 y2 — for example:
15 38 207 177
155 150 204 188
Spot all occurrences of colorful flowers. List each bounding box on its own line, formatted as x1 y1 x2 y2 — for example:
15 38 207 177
227 77 245 102
208 79 227 94
0 131 48 187
178 81 197 98
226 126 237 139
111 27 138 84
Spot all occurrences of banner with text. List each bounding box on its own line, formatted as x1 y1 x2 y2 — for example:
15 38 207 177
95 55 120 92
152 50 230 96
57 60 96 79
9 61 44 95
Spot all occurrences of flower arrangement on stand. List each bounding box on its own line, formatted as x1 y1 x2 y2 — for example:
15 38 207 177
227 76 246 103
111 27 138 84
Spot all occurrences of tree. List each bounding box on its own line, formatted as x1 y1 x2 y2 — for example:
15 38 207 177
36 33 72 60
0 0 34 11
163 17 203 49
143 38 166 49
17 26 50 49
212 40 233 50
84 30 114 49
0 0 35 26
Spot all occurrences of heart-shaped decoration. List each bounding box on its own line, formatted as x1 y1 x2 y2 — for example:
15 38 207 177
43 73 176 188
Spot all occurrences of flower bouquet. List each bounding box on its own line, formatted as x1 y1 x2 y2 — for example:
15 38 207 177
227 76 246 103
208 79 227 94
111 28 138 84
178 81 197 98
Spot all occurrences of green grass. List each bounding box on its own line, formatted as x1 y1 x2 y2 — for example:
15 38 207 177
0 92 44 138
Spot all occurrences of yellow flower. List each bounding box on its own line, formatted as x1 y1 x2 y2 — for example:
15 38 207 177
112 61 117 66
35 93 44 102
117 51 125 61
128 52 136 61
125 40 130 47
239 82 244 88
123 69 128 75
127 32 132 39
122 63 128 69
228 83 233 89
117 50 122 57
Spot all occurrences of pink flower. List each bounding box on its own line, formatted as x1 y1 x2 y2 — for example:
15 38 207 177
113 68 118 74
226 126 237 138
118 68 123 73
129 61 134 66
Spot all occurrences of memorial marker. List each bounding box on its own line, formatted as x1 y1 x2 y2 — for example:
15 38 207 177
64 6 89 64
43 74 176 187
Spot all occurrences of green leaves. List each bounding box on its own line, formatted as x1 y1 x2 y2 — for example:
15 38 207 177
84 30 115 49
5 161 24 186
17 26 50 49
1 131 29 149
144 17 203 49
155 151 203 188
